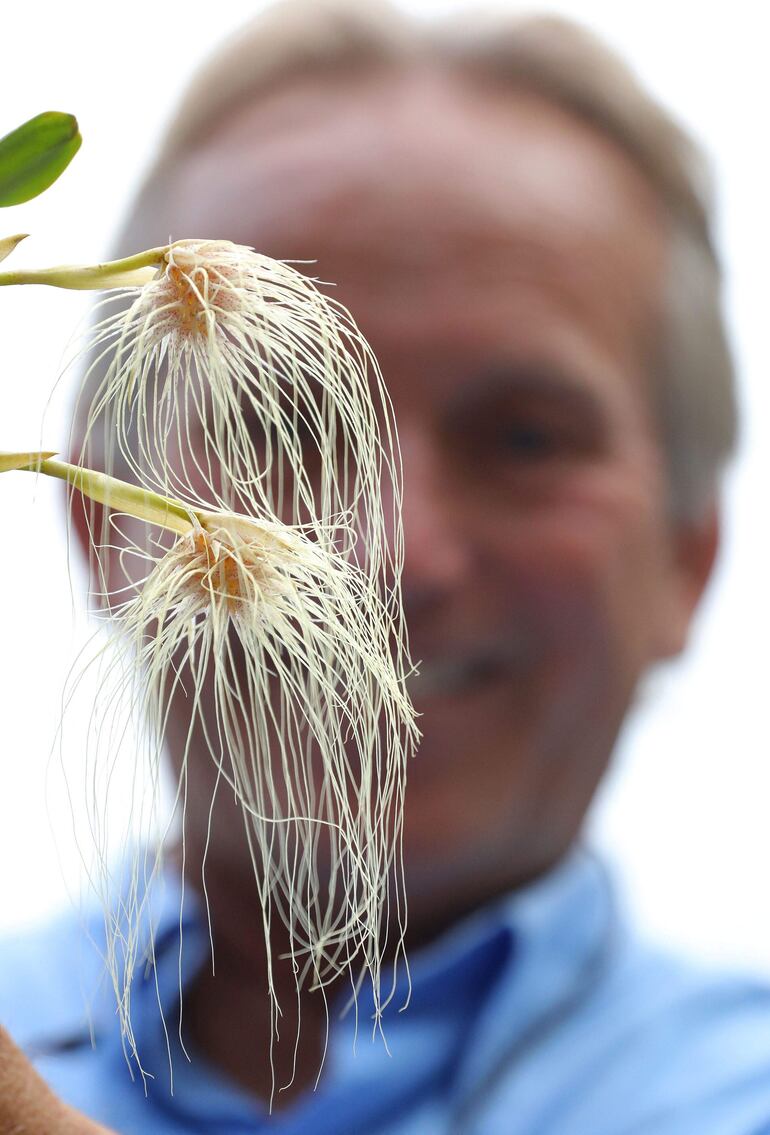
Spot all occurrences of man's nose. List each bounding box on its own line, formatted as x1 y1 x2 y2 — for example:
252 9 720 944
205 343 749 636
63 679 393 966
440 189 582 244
395 425 472 617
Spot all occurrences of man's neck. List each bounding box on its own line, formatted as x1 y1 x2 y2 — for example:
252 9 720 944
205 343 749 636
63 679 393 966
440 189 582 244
179 857 350 1107
185 941 332 1107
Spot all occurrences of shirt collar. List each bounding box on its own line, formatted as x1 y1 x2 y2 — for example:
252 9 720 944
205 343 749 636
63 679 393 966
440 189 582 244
449 845 615 1111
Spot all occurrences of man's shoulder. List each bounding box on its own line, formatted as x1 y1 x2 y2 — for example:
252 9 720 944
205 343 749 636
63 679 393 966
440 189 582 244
563 932 770 1132
475 863 770 1134
0 906 108 1052
599 926 770 1070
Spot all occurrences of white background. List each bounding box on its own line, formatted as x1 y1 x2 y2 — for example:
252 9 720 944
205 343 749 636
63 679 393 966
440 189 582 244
1 0 768 973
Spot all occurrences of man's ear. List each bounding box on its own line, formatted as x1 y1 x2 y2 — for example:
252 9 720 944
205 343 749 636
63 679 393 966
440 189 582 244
657 497 720 659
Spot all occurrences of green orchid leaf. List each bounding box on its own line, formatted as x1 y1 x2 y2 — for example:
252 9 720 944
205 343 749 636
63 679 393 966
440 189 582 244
0 112 81 207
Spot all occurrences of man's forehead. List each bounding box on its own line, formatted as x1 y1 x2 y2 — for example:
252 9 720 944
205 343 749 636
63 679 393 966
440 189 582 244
164 66 664 271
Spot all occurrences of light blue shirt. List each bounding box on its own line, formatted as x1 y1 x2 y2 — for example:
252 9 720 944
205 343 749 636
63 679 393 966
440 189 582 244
4 849 770 1133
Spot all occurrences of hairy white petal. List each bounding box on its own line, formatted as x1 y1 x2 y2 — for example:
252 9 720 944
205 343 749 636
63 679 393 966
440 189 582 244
67 509 417 1083
78 240 405 592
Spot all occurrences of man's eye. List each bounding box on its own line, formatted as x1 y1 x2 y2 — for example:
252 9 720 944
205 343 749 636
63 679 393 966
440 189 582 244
441 372 608 476
500 422 558 459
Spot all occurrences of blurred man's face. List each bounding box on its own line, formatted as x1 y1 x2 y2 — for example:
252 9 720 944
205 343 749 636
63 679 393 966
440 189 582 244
161 68 712 928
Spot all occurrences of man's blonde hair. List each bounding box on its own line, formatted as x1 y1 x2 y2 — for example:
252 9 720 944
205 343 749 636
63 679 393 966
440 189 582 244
124 0 738 521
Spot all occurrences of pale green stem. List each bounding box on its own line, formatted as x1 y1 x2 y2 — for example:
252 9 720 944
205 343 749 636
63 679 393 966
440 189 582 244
3 452 196 535
0 245 169 290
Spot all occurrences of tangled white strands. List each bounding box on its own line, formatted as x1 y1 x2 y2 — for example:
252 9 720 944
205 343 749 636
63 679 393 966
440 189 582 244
78 239 403 590
60 239 416 1083
69 505 418 1083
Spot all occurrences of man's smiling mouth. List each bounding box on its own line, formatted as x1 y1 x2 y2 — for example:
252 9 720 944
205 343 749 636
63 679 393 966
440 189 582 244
407 645 521 700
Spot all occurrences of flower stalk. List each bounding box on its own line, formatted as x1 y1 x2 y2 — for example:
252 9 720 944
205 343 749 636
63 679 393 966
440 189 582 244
3 450 195 534
0 245 168 290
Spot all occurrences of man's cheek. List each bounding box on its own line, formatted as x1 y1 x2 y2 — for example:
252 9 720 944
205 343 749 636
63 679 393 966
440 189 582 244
503 493 662 635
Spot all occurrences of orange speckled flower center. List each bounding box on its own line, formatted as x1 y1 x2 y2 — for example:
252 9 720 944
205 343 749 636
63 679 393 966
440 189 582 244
153 244 245 340
185 529 268 613
165 263 210 338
